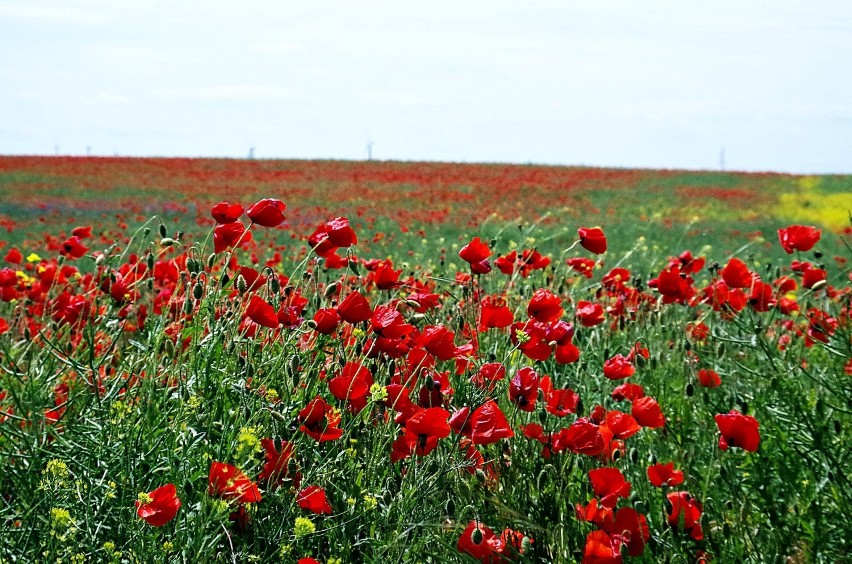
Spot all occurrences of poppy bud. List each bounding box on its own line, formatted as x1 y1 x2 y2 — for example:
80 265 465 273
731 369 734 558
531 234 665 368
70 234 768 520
538 409 548 425
187 257 199 274
236 275 247 293
268 274 280 294
629 448 638 464
685 383 694 397
636 354 646 368
521 536 532 553
684 340 691 351
723 522 732 537
813 250 823 259
739 400 749 414
348 259 360 275
219 273 230 287
96 253 107 266
475 469 487 485
719 466 728 479
183 298 194 314
160 238 176 247
650 356 658 370
324 282 339 298
192 282 204 301
143 227 151 237
835 420 842 434
158 222 167 238
471 524 484 544
176 231 184 241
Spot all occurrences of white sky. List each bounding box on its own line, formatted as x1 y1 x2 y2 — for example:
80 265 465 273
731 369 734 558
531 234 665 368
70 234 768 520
1 0 851 173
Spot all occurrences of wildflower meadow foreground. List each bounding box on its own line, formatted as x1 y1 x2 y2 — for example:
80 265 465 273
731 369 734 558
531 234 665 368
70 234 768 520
0 158 850 563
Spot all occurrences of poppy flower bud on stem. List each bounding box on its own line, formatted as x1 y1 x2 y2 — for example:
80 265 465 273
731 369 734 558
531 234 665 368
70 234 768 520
192 282 204 301
236 275 247 293
324 282 339 298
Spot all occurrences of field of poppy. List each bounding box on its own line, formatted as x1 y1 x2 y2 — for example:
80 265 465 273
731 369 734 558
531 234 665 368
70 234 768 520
0 156 850 563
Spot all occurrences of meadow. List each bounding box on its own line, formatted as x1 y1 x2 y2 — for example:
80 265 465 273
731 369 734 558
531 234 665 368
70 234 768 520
0 156 850 563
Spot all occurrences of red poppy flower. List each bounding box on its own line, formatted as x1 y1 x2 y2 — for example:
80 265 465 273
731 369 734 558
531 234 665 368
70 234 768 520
603 354 634 380
697 368 721 388
245 295 279 329
328 361 373 407
509 367 540 412
545 385 579 417
666 491 703 540
720 257 753 289
298 396 344 442
136 483 181 527
419 325 458 361
576 300 605 327
778 225 821 253
457 520 502 563
257 438 299 487
647 462 684 487
3 248 22 264
297 485 333 515
211 201 244 224
324 217 357 247
715 410 760 451
479 298 514 331
338 291 372 324
632 396 665 428
558 418 605 456
60 236 88 259
583 529 622 564
567 257 596 278
605 410 641 439
208 462 262 503
405 407 451 456
578 227 607 254
312 308 340 334
247 198 286 227
213 221 251 253
589 467 631 509
449 399 515 445
459 237 492 274
527 288 563 322
611 383 645 402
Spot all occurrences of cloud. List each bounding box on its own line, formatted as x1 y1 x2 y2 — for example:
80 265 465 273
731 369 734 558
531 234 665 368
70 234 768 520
0 4 110 24
152 84 297 102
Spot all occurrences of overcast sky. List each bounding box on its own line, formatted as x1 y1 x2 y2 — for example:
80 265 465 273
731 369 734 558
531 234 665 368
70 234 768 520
1 1 851 173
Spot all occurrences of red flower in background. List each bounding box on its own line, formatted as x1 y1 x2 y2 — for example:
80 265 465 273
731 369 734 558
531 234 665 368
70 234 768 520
208 462 262 503
583 529 622 564
527 288 563 322
647 462 684 487
778 225 821 253
666 491 703 540
457 520 503 563
245 295 279 329
715 410 760 452
135 483 181 527
459 237 492 274
404 407 451 456
60 236 88 259
632 396 665 428
576 301 605 327
449 400 515 445
697 368 721 388
324 217 357 247
588 467 631 509
720 257 753 289
298 396 344 442
213 221 251 253
247 198 286 227
211 201 244 224
297 485 333 515
603 355 634 380
578 227 607 254
509 367 540 412
338 291 372 324
3 248 22 264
